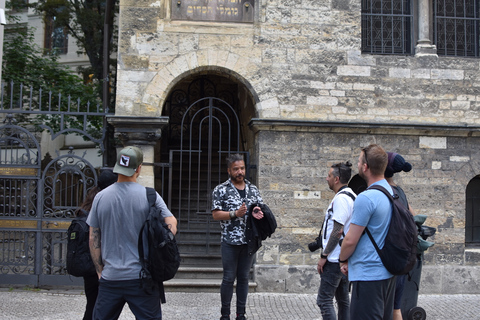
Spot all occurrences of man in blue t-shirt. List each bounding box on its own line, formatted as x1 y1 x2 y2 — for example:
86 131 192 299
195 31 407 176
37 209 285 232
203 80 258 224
339 144 395 320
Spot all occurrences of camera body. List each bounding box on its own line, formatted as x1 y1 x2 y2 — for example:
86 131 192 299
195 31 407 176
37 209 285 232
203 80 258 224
308 237 322 252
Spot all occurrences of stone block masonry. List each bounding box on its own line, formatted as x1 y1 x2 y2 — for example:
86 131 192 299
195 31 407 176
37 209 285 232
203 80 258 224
253 130 480 293
114 0 480 294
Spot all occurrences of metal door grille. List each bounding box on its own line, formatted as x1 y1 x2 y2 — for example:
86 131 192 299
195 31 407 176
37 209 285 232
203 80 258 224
0 82 111 286
166 96 249 256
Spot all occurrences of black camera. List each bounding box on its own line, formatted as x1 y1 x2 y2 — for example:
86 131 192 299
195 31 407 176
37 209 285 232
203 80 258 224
308 237 322 252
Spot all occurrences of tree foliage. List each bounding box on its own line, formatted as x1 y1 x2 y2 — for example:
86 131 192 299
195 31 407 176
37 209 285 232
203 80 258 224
34 0 118 108
2 28 104 138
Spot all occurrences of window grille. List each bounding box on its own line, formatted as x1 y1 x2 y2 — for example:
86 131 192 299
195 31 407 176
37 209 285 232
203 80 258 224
362 0 413 54
434 0 480 57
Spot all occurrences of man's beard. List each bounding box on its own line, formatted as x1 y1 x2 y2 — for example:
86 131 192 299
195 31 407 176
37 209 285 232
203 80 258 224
232 174 244 183
358 170 365 180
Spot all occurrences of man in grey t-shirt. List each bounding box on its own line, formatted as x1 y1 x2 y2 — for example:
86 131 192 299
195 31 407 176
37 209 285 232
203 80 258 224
87 146 177 320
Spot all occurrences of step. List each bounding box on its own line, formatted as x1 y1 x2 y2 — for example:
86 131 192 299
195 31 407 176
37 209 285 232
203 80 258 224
176 230 220 238
180 253 222 267
174 266 223 279
164 278 257 293
178 243 221 256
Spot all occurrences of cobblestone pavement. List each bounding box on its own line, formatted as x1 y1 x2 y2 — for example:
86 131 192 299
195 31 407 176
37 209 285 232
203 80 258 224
0 288 479 320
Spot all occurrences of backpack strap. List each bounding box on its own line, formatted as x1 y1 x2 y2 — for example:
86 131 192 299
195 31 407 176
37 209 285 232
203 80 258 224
363 185 395 257
146 187 157 208
139 187 157 267
338 190 356 202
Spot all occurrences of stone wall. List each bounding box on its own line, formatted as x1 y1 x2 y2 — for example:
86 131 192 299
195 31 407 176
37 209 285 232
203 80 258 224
114 0 480 293
252 129 480 293
116 0 480 125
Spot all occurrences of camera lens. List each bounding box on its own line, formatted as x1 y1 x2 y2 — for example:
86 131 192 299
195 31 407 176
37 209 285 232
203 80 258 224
308 239 321 252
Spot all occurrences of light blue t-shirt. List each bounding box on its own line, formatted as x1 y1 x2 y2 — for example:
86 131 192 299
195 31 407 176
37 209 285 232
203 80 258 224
348 179 393 281
87 182 173 281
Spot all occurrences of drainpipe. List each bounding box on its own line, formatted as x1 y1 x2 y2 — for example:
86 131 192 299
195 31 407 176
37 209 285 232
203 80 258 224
102 0 115 167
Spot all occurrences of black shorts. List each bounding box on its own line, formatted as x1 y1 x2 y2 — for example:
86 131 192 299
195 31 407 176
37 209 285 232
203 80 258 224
350 277 396 320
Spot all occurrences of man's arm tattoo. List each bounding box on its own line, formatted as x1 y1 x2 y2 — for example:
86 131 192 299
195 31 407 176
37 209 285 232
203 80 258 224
92 228 101 249
90 227 104 274
323 221 344 255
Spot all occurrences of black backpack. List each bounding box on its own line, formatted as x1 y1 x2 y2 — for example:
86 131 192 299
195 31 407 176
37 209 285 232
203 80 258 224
365 185 418 276
66 214 96 277
138 187 181 302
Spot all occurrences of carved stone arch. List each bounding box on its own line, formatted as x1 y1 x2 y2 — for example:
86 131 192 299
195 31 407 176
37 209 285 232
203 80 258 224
140 50 266 115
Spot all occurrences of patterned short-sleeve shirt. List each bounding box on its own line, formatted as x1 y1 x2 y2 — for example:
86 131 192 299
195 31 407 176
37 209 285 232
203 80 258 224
211 178 263 245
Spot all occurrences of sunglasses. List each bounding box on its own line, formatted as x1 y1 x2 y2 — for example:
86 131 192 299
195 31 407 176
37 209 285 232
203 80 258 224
362 147 369 167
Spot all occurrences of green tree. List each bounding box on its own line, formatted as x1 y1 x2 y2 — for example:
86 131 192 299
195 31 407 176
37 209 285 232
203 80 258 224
34 0 118 108
2 28 103 138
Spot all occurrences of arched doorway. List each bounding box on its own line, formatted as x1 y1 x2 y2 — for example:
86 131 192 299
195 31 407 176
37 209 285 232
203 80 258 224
159 73 257 267
466 176 480 245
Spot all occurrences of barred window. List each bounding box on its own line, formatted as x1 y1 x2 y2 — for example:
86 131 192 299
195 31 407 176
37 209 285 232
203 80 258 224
434 0 480 57
44 16 68 55
362 0 413 55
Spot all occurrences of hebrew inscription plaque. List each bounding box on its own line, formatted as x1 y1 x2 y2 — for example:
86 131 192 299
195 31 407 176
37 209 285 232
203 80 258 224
172 0 254 23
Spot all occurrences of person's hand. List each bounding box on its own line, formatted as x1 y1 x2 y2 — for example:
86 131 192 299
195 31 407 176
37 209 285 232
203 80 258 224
340 262 348 276
252 206 264 219
317 258 326 274
236 203 247 217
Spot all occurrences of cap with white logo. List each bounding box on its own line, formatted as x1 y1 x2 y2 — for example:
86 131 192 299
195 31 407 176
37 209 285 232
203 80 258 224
113 146 144 177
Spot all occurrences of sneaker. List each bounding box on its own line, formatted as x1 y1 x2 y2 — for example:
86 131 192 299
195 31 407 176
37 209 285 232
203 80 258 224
236 315 247 320
220 316 230 320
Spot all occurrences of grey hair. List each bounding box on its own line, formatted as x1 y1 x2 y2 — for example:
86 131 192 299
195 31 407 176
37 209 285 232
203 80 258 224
331 161 353 184
226 153 244 168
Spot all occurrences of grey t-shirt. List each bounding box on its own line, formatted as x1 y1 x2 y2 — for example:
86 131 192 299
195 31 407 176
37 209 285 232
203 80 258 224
86 182 173 281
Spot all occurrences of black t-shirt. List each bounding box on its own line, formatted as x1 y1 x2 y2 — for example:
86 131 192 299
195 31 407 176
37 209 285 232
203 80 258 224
236 187 246 199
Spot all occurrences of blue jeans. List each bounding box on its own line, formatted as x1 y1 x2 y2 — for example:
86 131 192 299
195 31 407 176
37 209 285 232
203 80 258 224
317 261 350 320
220 242 254 316
93 278 162 320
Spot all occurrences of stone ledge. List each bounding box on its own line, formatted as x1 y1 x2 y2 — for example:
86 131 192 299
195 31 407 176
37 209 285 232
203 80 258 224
249 118 480 137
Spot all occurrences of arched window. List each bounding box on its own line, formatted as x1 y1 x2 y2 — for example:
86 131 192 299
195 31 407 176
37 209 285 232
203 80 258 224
466 176 480 245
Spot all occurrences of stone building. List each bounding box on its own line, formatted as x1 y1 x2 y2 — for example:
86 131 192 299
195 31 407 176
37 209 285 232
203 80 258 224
110 0 480 294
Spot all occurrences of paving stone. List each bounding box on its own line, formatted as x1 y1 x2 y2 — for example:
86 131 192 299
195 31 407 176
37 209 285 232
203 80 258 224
0 289 478 320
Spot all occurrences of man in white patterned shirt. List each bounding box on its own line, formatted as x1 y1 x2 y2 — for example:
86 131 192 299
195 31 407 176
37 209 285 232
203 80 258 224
212 153 264 320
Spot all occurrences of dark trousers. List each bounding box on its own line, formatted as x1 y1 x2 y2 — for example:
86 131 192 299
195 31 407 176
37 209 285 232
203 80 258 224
93 278 162 320
350 277 396 320
394 275 406 310
317 261 350 320
83 274 99 320
220 242 254 316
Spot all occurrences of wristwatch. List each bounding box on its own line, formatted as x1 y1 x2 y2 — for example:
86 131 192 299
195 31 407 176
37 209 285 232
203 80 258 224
229 210 236 220
320 253 328 259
